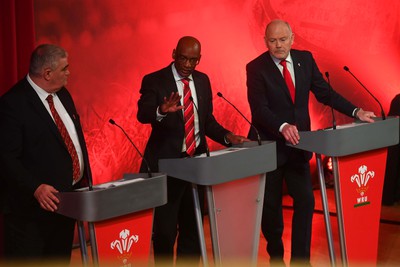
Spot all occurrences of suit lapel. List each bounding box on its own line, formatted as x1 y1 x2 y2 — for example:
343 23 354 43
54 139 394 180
57 89 91 174
57 88 78 127
163 65 184 123
291 51 303 97
24 81 65 146
265 52 293 103
191 72 205 120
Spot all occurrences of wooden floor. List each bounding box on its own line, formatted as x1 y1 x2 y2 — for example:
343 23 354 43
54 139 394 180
69 188 400 267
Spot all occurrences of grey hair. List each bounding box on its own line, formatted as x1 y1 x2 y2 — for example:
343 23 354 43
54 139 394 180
29 44 67 77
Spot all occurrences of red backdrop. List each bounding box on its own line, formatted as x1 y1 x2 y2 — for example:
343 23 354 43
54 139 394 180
22 0 400 184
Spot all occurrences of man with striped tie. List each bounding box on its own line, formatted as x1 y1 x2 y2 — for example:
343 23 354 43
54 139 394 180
137 36 248 266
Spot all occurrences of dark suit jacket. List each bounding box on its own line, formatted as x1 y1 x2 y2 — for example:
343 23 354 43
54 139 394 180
137 64 230 172
0 78 92 219
247 50 356 166
382 94 400 205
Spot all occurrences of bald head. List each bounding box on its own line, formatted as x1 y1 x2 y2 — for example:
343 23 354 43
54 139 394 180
172 36 202 78
176 36 201 53
265 19 292 36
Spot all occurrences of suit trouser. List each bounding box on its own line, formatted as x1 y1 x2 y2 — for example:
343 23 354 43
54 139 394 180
261 157 315 264
152 176 204 266
382 144 400 205
4 212 75 264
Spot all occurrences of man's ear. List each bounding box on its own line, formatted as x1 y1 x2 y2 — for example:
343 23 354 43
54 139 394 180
290 33 295 45
172 49 176 60
43 68 52 81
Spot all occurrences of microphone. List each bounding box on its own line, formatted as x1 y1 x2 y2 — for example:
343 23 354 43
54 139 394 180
325 72 337 130
189 96 210 157
109 119 152 177
343 66 386 120
216 92 262 145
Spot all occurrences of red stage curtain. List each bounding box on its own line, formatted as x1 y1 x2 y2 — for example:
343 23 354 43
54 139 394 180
0 0 35 96
0 0 35 257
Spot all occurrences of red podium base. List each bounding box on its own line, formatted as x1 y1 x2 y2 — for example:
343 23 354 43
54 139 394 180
337 148 387 265
94 209 153 266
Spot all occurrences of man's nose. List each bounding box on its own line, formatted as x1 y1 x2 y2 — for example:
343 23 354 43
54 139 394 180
184 60 192 68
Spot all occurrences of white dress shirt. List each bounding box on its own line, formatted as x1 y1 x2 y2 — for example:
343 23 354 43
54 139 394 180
27 74 84 183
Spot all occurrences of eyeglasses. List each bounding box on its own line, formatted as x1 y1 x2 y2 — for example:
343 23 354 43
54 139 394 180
176 55 200 65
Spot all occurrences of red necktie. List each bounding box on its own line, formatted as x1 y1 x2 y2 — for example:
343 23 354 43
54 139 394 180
181 78 195 156
280 60 295 103
46 95 81 181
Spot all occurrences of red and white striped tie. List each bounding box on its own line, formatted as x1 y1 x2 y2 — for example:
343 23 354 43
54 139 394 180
181 78 195 156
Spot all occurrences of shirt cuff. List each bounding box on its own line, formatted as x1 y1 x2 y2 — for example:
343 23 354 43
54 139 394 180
156 106 167 121
279 122 288 133
352 107 361 118
224 133 233 144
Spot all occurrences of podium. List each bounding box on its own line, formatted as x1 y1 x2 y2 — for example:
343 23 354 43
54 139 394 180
290 117 399 266
56 173 167 266
159 141 276 266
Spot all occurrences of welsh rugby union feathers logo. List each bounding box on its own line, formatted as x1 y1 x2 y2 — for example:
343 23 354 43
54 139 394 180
110 229 139 266
350 165 374 207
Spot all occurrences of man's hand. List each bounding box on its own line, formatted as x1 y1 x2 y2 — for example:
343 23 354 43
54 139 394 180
225 132 250 145
356 108 376 123
282 124 300 145
34 184 60 212
160 92 184 114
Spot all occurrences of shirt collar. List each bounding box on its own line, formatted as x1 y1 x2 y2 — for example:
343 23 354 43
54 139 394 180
26 74 54 102
269 52 293 66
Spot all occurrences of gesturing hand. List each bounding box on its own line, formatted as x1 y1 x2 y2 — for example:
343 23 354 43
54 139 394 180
160 92 184 114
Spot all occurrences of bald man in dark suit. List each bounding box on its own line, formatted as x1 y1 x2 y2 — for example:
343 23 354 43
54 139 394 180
246 20 375 265
382 94 400 205
137 36 248 265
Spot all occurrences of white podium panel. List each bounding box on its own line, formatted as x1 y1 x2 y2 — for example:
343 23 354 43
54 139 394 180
209 174 265 264
159 141 276 266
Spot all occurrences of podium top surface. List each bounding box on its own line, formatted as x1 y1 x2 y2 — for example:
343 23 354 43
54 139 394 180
56 173 167 222
290 117 399 157
159 141 276 185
